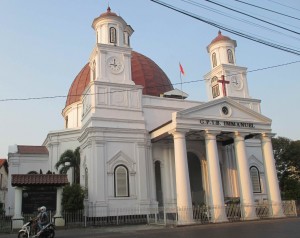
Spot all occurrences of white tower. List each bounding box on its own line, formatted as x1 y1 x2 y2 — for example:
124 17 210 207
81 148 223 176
204 31 250 101
90 6 134 85
81 7 144 127
79 8 148 212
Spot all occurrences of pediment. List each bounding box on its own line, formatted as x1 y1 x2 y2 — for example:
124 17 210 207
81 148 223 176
107 151 135 173
176 97 271 125
249 155 264 173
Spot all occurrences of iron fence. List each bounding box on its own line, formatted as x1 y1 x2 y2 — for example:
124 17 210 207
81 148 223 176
0 200 297 232
0 213 11 233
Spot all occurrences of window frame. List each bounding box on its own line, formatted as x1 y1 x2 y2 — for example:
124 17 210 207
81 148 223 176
211 76 220 98
109 27 117 44
114 165 129 197
212 52 217 67
250 166 262 193
227 49 234 64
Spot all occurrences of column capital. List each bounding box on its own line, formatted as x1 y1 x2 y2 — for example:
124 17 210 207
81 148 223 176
169 129 189 138
259 132 276 142
201 130 221 140
231 131 249 141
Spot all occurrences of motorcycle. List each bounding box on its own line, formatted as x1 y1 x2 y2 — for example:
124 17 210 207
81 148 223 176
18 218 55 238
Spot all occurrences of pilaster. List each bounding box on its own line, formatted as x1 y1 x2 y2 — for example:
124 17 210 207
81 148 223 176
12 187 23 229
54 187 65 226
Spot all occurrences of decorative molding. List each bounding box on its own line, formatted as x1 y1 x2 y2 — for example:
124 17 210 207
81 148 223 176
107 151 136 173
248 155 264 172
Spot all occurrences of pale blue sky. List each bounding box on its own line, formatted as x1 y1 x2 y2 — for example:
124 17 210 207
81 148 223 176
0 0 299 158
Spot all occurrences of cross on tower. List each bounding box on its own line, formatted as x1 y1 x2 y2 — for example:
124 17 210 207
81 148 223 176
218 75 230 96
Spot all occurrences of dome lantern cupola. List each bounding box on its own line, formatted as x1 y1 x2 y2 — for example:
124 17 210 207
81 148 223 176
207 30 237 69
92 7 134 47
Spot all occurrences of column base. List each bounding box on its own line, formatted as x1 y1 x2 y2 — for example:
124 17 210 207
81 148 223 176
54 217 65 227
12 217 24 229
210 207 228 223
177 220 196 226
271 214 285 219
177 207 194 226
270 204 285 218
242 216 258 221
211 217 228 223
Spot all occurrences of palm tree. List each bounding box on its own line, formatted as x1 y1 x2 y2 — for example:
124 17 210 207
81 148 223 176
55 147 81 184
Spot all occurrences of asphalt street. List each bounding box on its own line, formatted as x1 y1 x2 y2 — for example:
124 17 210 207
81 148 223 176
1 217 299 238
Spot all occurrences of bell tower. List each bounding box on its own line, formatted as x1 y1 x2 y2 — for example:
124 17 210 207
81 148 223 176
204 31 250 101
81 6 144 127
90 7 134 85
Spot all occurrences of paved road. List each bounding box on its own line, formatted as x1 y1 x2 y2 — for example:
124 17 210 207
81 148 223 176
1 217 299 238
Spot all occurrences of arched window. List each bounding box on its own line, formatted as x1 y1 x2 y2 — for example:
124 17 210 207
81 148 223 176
250 166 261 193
211 76 220 98
212 52 217 67
114 165 129 197
227 49 234 64
110 27 117 44
123 32 130 46
84 167 88 199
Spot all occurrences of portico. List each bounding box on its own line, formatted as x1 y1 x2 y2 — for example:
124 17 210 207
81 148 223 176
150 97 283 223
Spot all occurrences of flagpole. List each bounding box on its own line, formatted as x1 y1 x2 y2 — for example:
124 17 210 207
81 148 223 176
180 70 183 99
179 62 184 100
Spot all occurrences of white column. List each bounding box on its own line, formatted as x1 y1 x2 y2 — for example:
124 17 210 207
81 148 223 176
233 132 257 220
260 133 284 218
54 187 65 226
204 131 227 223
172 130 193 224
12 187 23 229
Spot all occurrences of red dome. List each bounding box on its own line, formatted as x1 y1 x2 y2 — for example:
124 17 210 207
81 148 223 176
99 6 118 18
65 51 173 107
210 30 232 44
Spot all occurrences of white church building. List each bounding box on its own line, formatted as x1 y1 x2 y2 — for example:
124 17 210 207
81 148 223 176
7 7 286 224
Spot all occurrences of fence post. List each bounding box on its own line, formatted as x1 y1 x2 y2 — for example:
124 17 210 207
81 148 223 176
116 209 119 225
164 206 166 225
84 214 86 228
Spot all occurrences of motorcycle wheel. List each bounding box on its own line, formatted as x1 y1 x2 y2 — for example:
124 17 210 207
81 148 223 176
18 231 28 238
48 229 55 238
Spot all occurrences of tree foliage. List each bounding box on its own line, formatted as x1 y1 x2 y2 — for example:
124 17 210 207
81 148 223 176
62 184 85 211
272 137 300 200
55 147 81 184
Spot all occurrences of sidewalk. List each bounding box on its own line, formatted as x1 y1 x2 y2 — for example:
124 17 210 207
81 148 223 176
1 217 299 238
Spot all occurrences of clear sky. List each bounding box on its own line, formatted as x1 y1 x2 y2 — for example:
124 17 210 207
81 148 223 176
0 0 299 158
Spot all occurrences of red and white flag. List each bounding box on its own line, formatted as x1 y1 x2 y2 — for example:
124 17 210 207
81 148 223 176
179 63 185 76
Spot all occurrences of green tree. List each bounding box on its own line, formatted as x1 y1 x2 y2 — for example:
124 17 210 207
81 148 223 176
272 137 292 182
282 140 300 178
62 184 85 211
272 137 300 200
55 147 81 184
